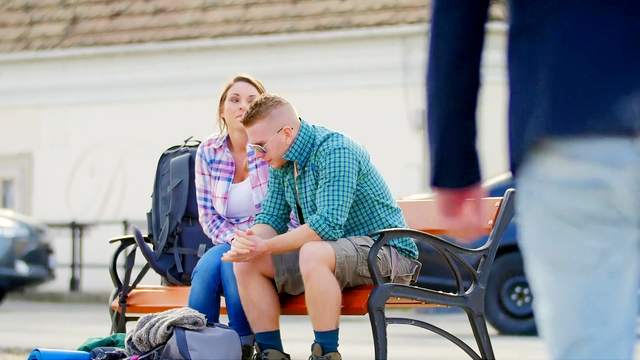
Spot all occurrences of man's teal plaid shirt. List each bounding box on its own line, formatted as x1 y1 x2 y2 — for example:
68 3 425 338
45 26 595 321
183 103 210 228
255 120 419 259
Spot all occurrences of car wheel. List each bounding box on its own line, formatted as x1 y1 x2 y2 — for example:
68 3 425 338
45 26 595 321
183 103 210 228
485 252 537 335
0 289 6 304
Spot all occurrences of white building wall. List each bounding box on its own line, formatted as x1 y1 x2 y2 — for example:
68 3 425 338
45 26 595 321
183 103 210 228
0 24 508 292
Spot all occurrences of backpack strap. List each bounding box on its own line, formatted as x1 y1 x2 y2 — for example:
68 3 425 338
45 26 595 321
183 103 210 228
175 328 193 360
163 243 208 285
154 152 191 257
164 263 183 285
111 245 151 334
165 245 206 256
173 237 184 274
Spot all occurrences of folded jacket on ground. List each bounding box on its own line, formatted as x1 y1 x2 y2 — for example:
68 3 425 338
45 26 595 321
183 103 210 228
125 307 206 355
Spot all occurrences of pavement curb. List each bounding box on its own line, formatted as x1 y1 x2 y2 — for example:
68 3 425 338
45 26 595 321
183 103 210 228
7 290 110 304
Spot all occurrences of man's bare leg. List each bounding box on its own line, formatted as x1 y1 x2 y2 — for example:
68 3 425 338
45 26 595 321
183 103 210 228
299 241 342 357
299 241 340 330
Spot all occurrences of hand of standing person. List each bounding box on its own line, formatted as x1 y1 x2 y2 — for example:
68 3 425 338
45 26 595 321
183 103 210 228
433 184 488 242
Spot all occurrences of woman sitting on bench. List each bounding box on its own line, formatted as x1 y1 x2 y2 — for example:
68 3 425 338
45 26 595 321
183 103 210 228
188 74 295 360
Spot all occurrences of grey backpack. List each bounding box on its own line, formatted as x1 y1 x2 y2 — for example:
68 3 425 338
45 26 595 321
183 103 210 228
132 137 213 285
160 324 242 360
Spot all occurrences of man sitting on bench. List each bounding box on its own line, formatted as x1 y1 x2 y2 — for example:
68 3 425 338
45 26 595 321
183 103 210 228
222 94 421 360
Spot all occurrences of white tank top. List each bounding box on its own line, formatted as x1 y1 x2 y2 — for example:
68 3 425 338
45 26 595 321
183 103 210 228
226 177 255 219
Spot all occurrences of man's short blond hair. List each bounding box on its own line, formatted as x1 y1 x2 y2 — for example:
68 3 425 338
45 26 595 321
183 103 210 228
243 94 290 127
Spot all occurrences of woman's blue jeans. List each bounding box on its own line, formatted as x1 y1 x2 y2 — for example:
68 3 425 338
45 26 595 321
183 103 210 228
188 242 252 337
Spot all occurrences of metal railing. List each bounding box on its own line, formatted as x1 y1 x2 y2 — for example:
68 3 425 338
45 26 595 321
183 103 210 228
45 220 143 292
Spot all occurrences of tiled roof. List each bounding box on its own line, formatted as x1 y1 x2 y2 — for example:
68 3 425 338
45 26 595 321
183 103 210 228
0 0 506 53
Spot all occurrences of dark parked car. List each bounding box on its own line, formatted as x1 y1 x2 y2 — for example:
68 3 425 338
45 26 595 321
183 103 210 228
0 209 55 303
413 174 535 335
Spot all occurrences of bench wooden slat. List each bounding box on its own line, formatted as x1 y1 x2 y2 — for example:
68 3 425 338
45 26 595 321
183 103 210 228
397 197 502 236
110 284 443 317
111 285 191 314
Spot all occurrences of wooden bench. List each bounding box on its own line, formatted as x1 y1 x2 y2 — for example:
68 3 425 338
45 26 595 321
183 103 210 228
109 190 515 360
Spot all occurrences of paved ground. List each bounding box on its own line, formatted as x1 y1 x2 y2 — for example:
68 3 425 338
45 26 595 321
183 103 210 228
0 299 553 360
4 299 639 359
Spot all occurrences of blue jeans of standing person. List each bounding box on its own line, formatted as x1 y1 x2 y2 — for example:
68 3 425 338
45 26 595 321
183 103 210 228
188 242 253 345
517 137 640 360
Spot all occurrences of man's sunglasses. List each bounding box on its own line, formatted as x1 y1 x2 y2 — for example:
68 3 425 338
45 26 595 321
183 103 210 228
249 126 290 154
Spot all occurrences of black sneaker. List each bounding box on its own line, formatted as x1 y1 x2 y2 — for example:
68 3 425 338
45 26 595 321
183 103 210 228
251 344 291 360
242 344 255 360
308 343 342 360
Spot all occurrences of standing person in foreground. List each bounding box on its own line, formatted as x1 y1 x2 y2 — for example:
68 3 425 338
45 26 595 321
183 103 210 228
427 1 640 359
222 94 421 360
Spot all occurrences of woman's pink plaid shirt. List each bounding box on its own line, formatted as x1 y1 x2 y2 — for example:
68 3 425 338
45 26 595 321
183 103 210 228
195 133 270 244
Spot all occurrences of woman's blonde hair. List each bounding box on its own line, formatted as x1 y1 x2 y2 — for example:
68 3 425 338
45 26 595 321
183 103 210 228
217 74 266 134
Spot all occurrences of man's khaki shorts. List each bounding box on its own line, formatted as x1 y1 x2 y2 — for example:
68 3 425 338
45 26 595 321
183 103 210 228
272 236 422 295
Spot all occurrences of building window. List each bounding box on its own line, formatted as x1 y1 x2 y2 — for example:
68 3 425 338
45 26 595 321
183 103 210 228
0 154 32 214
1 178 15 209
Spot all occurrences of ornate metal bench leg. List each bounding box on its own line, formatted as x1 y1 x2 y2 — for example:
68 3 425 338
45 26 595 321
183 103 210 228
467 311 495 360
368 306 388 360
109 288 125 334
109 303 126 334
111 311 126 334
368 286 392 360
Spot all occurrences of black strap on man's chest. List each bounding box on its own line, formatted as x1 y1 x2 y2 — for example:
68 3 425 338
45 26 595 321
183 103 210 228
293 161 305 224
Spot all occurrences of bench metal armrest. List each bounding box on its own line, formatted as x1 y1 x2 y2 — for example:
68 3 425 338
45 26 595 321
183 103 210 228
371 227 484 254
109 234 151 244
368 228 485 295
368 189 515 296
